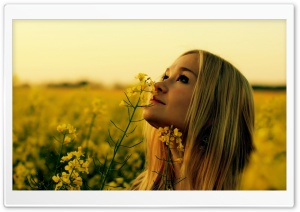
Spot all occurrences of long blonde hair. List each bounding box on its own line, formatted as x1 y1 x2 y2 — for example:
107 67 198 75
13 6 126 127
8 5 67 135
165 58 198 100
130 49 255 190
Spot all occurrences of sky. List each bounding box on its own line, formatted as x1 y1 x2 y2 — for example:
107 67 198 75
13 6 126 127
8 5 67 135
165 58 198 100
13 19 286 86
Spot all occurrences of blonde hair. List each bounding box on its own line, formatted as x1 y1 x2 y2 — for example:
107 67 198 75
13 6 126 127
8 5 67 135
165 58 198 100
130 49 255 190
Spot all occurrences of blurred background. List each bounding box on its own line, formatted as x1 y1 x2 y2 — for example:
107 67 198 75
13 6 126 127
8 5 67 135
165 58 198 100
12 20 286 190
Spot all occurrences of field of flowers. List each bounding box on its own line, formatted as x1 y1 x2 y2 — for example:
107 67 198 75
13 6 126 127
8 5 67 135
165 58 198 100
12 85 286 190
241 90 286 190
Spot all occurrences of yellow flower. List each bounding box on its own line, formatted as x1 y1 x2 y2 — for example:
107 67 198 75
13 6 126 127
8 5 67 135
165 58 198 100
64 165 72 173
73 147 84 158
122 72 157 108
126 87 137 97
115 178 124 184
174 128 182 137
60 152 74 162
53 169 85 190
91 98 106 114
60 146 91 177
134 85 143 92
53 172 71 190
55 181 63 190
164 126 170 133
71 171 79 178
67 124 76 134
73 176 83 187
158 125 184 161
61 172 70 184
177 142 184 152
149 81 157 95
67 159 81 171
79 157 92 174
158 127 165 136
135 73 148 82
119 100 127 107
159 135 168 143
176 137 182 144
64 136 71 144
57 124 67 133
57 124 77 141
52 175 60 183
140 92 145 101
72 132 77 140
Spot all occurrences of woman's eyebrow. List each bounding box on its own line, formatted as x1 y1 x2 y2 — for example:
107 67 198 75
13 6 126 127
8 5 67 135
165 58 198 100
164 67 198 78
181 67 198 78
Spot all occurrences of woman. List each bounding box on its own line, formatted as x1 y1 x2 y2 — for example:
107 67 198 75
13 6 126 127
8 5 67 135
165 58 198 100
131 49 255 190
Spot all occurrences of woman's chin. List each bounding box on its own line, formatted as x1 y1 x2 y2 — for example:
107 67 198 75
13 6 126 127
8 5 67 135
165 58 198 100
144 116 171 130
143 114 156 128
143 109 182 129
142 111 159 129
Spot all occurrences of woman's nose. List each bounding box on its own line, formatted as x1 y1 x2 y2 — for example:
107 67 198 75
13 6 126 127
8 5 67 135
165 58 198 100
154 81 168 93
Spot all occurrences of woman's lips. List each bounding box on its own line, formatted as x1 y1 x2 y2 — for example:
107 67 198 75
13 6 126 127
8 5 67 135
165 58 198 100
151 96 165 105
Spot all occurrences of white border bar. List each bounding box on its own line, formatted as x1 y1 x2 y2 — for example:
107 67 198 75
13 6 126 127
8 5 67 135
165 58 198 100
4 4 294 20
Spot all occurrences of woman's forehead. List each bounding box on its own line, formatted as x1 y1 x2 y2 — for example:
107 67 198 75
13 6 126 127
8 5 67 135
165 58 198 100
168 53 199 74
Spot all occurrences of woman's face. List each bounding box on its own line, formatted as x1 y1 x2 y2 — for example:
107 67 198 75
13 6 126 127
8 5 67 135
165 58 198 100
143 53 199 130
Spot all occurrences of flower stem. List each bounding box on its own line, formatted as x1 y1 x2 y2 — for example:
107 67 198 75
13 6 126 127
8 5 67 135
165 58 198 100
164 143 172 190
99 98 140 190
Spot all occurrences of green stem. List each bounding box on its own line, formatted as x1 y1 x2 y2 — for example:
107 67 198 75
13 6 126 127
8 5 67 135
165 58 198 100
164 143 172 190
99 98 140 190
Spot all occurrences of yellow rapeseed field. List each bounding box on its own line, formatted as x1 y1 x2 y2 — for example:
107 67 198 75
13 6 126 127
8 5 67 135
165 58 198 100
241 90 286 190
12 86 286 190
